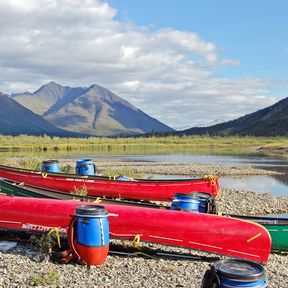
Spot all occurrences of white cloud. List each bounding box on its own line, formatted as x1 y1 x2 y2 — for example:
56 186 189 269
0 0 277 129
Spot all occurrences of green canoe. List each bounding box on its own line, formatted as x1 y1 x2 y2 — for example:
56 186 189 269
228 213 288 252
0 177 287 252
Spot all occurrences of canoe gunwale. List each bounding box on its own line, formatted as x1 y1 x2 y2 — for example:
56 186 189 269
0 164 204 183
226 213 288 225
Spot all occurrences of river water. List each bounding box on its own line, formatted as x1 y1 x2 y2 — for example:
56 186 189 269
2 151 288 197
59 152 288 197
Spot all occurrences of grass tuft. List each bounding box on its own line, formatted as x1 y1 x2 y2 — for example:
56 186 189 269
32 269 60 286
103 166 143 179
72 184 88 196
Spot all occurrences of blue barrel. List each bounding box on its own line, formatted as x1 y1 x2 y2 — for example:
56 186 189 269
171 192 212 213
76 159 95 176
213 259 267 288
75 205 109 247
74 205 109 266
41 160 60 173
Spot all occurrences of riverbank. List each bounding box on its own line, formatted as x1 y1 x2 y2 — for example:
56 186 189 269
0 135 287 157
93 160 283 177
0 162 287 287
0 187 287 288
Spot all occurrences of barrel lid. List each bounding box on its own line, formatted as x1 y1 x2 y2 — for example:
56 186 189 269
173 192 211 199
212 259 265 281
76 159 94 164
75 205 107 216
42 159 59 164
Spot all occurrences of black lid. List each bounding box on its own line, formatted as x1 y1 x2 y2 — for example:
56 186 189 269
75 205 107 216
174 192 212 199
212 259 265 281
42 159 59 164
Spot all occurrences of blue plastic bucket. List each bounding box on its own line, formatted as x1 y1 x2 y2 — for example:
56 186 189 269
75 205 109 247
41 160 60 173
171 192 211 213
76 159 95 176
214 259 267 288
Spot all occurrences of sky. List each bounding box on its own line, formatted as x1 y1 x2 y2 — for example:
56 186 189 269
0 0 287 130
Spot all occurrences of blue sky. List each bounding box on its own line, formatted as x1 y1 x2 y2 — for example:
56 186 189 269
112 0 288 103
111 0 288 84
0 0 287 129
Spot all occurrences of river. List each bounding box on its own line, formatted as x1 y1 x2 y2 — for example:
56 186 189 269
56 152 288 197
2 151 288 197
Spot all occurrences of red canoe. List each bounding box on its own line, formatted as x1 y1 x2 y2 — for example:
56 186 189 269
0 164 220 201
0 195 270 263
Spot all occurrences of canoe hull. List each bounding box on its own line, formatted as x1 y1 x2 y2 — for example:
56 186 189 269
266 226 288 251
0 178 283 254
0 164 220 201
0 195 271 263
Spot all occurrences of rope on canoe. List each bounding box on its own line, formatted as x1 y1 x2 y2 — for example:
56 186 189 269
131 235 155 259
203 174 217 186
132 234 141 249
132 251 156 259
47 228 61 248
203 174 221 199
41 173 48 178
94 197 102 203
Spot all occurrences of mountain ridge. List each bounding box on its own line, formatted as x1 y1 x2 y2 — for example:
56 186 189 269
0 92 84 137
12 82 174 136
178 97 288 136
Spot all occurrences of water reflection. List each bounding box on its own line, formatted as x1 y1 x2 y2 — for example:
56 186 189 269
62 153 288 168
220 175 288 197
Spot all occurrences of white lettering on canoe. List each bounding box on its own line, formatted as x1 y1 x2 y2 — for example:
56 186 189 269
65 178 95 183
21 223 66 233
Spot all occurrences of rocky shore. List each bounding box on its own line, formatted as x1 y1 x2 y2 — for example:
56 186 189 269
94 160 282 176
0 162 287 288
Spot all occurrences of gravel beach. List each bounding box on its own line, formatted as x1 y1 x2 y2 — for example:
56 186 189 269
0 161 287 288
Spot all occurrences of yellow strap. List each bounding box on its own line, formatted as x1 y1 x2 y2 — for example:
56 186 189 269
132 234 141 249
41 173 48 178
109 175 119 180
94 197 102 203
132 251 156 259
203 174 217 185
48 228 61 248
203 174 221 198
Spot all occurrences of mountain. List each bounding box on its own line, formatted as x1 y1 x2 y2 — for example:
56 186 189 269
179 97 288 136
12 82 174 136
11 81 88 116
0 92 84 136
